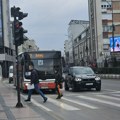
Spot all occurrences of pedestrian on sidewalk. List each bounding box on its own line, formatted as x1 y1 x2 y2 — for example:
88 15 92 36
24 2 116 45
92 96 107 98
54 69 63 99
25 62 47 103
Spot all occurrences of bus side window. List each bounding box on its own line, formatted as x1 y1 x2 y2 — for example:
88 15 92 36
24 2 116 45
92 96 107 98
25 72 31 79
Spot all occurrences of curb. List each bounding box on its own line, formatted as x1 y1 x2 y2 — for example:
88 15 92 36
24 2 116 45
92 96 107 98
99 74 120 79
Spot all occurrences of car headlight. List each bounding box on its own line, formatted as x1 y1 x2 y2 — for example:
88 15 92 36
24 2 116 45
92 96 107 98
95 77 100 81
75 78 82 81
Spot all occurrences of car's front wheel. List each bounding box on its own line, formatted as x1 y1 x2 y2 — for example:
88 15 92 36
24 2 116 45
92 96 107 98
96 85 101 91
72 83 77 92
65 81 69 91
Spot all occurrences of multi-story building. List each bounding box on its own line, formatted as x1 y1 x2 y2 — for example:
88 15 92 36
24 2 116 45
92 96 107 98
18 39 39 53
88 0 120 67
74 26 91 66
0 0 15 78
66 20 89 66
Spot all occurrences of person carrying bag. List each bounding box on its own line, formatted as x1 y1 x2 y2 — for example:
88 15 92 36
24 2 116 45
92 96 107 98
25 62 47 103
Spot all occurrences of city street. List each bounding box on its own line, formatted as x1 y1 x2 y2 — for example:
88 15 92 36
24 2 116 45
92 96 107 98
2 78 120 120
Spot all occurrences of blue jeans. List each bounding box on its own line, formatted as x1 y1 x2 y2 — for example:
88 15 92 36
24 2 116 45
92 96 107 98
28 83 46 100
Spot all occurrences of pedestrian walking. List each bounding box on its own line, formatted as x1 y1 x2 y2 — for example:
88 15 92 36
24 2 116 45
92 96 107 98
25 63 47 103
54 70 63 99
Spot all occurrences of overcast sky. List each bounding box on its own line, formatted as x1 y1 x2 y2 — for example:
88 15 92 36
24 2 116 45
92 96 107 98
10 0 88 52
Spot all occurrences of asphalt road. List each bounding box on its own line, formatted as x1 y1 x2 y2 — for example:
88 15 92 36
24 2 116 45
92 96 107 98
7 79 120 120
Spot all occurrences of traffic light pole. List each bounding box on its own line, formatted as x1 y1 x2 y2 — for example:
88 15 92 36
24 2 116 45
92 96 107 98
11 6 28 108
13 14 23 108
15 43 23 108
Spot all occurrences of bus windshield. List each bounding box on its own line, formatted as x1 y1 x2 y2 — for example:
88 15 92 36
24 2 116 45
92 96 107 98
22 51 62 79
31 59 59 73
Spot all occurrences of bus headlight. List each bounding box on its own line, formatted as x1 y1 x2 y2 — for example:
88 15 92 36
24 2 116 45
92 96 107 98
25 83 29 86
75 78 82 81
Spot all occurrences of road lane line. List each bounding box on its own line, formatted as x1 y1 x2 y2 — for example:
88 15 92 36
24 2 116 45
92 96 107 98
97 94 120 101
21 94 52 111
48 97 80 111
77 95 120 107
62 97 98 109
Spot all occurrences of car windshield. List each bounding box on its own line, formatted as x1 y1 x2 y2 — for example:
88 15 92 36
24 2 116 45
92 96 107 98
72 67 94 75
9 69 13 73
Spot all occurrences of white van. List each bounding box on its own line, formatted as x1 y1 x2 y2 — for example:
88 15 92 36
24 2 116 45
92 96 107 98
9 65 13 83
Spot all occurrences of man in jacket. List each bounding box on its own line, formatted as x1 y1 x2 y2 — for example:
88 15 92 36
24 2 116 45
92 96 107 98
25 63 47 103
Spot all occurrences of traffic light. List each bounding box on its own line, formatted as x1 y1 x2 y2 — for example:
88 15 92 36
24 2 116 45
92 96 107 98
18 12 28 20
11 6 28 46
11 6 20 18
14 21 28 46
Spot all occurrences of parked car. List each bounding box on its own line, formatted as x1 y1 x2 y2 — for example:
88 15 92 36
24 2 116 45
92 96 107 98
9 65 13 83
64 66 101 92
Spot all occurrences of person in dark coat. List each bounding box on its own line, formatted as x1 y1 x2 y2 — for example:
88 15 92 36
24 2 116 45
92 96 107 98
55 70 63 99
25 63 47 103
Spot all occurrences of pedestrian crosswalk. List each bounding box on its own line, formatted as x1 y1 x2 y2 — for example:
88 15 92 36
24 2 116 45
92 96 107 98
22 92 120 112
77 95 120 108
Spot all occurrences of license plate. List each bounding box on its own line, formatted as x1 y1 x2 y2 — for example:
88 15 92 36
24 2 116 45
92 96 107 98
86 83 93 85
40 83 48 89
41 86 48 89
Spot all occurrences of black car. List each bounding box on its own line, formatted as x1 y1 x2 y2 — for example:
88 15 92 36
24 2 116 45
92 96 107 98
64 66 101 91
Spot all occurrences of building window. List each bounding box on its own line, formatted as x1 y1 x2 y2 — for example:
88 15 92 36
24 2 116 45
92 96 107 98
103 26 112 32
103 44 109 50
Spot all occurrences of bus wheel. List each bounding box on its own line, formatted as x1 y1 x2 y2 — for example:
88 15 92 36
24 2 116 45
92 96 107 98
51 89 56 93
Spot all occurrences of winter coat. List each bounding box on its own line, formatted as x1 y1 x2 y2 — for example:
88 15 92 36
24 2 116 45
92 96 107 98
30 69 39 84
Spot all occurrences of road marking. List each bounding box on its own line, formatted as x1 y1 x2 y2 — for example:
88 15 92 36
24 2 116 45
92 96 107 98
112 94 120 97
97 94 120 101
103 89 120 93
48 97 80 111
21 94 52 111
62 97 98 109
77 95 120 107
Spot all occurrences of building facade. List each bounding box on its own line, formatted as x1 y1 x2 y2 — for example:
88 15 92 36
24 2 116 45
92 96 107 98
18 39 39 53
65 20 89 66
88 0 120 67
74 26 91 66
0 0 15 78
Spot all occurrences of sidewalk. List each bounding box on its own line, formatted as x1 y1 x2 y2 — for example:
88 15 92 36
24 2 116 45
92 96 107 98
0 78 46 120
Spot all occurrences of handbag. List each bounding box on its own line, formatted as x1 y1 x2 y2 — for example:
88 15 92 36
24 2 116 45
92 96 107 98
27 84 34 90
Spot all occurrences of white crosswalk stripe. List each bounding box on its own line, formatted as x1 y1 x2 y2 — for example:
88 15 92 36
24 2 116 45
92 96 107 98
77 95 120 108
21 94 52 111
48 97 80 111
96 94 120 101
62 97 98 109
112 94 120 97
